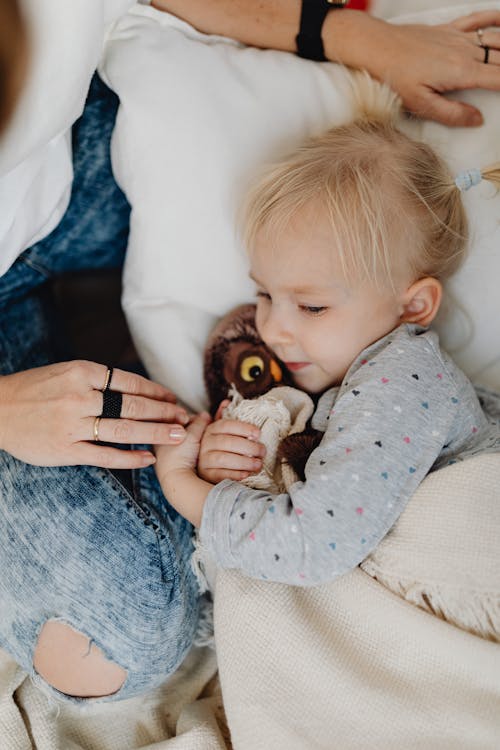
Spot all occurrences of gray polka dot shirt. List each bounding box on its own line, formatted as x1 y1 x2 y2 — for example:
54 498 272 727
199 324 500 586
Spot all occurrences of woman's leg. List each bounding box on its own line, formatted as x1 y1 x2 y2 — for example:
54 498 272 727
0 438 199 701
0 73 199 702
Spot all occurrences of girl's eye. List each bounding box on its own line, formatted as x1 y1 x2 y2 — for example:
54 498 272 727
300 305 328 316
256 290 271 301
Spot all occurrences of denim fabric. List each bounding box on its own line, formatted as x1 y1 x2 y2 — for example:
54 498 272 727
0 74 130 308
0 74 200 702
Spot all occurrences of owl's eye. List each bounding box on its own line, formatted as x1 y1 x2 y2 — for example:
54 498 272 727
240 355 265 382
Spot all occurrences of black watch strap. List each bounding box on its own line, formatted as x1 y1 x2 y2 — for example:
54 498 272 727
296 0 348 62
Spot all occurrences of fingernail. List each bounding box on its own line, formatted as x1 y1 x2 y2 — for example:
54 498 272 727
252 459 262 470
141 453 156 465
169 426 186 441
470 112 483 127
177 410 189 424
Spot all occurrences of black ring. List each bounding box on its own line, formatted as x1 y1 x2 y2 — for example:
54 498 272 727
101 389 123 419
484 45 490 64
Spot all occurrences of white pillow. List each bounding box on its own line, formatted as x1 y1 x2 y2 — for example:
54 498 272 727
101 2 500 410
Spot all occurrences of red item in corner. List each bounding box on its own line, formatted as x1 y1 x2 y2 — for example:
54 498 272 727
347 0 370 9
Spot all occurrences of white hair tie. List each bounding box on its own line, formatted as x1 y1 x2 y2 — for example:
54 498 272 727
455 168 482 192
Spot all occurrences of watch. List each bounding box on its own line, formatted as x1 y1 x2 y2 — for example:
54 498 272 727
296 0 349 62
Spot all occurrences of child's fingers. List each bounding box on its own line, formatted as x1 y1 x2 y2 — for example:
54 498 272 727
202 468 255 483
186 412 212 442
214 400 230 420
202 434 265 459
206 419 260 440
201 449 263 473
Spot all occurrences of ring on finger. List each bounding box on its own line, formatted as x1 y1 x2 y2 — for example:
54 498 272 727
101 366 113 392
93 416 101 442
476 28 485 47
101 389 123 419
484 45 490 64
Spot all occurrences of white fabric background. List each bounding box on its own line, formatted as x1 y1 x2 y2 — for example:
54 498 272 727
101 1 500 412
0 0 136 276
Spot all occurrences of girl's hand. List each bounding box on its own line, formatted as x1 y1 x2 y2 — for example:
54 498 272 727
0 361 189 468
155 412 213 526
155 411 212 478
198 418 265 483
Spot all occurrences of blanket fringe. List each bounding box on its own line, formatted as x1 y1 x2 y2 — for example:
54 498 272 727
361 562 500 642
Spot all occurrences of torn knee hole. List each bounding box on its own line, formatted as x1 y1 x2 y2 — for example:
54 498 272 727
33 619 127 698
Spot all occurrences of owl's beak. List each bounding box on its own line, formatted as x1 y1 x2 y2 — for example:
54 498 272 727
270 358 283 383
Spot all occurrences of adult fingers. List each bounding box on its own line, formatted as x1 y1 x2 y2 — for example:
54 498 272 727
73 443 156 469
466 29 500 52
85 362 177 403
413 87 484 127
85 417 186 445
120 395 188 423
451 11 500 33
89 390 188 423
472 46 500 67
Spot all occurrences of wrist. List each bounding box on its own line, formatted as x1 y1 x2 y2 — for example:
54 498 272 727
322 9 385 69
160 467 213 527
159 466 195 492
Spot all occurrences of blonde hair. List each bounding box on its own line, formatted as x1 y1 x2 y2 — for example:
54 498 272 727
244 73 500 291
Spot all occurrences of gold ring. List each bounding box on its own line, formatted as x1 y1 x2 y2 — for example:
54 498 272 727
102 367 112 392
93 416 101 442
477 28 485 47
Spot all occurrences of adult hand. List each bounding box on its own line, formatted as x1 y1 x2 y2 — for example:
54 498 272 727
0 361 189 468
327 10 500 127
152 2 500 128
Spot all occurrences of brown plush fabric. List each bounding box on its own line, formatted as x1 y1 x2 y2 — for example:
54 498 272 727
203 304 321 479
203 304 293 415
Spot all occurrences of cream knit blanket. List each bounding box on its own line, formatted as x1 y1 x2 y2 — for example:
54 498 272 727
215 453 500 750
1 453 499 749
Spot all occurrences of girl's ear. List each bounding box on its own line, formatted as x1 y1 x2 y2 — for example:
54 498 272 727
399 277 442 327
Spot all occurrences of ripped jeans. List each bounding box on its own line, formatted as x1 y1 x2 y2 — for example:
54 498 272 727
0 74 199 703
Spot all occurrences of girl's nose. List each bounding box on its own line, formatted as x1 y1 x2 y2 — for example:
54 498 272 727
258 306 293 348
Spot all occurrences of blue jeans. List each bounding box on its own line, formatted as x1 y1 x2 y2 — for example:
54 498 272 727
0 75 200 703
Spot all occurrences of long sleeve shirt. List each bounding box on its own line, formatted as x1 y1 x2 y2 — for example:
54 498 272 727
199 324 500 586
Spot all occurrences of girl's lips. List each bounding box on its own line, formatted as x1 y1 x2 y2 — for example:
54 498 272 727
285 362 310 372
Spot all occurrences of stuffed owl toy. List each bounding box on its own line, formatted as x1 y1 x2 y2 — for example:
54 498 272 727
203 304 323 490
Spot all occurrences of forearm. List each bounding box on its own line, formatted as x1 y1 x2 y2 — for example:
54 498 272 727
152 0 300 50
151 0 378 65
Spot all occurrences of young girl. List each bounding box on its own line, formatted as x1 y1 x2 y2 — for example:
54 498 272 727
155 79 500 587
